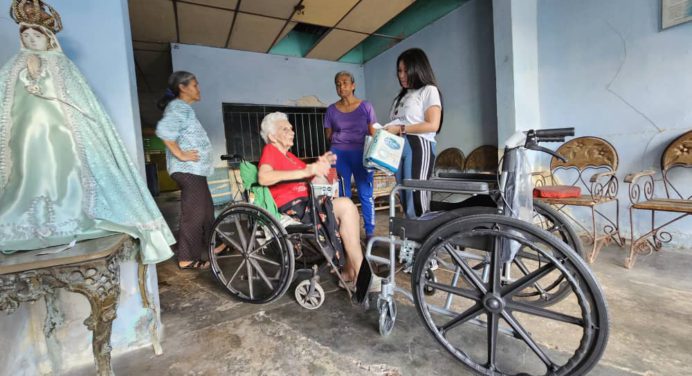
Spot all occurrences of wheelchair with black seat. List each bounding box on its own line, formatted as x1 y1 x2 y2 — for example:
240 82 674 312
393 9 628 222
206 154 356 310
365 128 609 375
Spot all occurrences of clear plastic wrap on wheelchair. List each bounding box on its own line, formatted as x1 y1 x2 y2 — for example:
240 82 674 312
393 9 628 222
364 129 610 375
207 154 352 310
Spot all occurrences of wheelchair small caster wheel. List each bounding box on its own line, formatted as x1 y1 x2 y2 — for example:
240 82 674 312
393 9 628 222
423 268 437 296
295 280 325 310
378 299 397 337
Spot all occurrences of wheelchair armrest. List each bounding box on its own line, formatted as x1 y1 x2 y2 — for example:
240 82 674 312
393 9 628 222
436 172 497 182
401 178 490 194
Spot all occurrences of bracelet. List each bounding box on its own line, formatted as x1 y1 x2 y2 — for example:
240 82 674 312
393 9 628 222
400 124 406 136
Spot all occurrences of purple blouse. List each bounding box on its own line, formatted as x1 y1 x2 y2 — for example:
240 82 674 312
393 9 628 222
324 100 377 150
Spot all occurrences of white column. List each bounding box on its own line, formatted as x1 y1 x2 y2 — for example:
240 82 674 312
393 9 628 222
493 0 541 145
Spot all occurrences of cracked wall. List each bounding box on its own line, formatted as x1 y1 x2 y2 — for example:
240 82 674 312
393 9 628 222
537 0 692 246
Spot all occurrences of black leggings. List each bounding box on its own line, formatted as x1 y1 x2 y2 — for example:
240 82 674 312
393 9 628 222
171 172 214 262
400 135 436 217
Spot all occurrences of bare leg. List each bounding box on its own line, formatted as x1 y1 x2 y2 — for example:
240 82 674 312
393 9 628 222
332 197 363 281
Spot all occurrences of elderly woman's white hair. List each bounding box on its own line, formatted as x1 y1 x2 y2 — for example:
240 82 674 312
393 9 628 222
260 112 288 143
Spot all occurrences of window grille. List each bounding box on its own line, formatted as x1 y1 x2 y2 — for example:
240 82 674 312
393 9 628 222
222 104 328 162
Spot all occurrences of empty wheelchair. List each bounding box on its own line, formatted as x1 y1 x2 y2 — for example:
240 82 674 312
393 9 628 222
206 155 352 310
366 128 609 375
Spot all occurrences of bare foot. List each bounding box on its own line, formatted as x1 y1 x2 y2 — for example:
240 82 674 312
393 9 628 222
213 243 227 254
178 260 210 270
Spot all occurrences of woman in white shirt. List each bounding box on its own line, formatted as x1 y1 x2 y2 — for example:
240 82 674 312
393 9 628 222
385 48 443 217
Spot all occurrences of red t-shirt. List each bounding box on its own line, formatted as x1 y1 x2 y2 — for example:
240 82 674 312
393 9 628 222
258 144 309 208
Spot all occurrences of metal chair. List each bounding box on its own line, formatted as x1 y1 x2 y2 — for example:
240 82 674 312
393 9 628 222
533 136 625 263
433 147 465 176
464 145 498 173
625 130 692 268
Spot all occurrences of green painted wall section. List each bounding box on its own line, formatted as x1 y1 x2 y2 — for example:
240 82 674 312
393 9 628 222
338 44 364 64
269 30 323 57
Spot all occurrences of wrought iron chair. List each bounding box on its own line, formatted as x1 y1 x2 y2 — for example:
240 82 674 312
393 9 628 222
464 145 498 173
431 147 465 204
625 130 692 268
533 136 625 262
433 147 465 176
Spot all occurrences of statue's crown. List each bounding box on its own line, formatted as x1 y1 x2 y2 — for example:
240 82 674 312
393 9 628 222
10 0 62 33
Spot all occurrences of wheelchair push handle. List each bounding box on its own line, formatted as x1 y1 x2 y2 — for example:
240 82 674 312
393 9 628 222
220 154 244 162
220 154 242 161
524 128 574 163
533 127 574 142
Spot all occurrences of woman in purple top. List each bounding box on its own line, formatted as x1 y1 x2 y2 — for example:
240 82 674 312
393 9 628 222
324 71 377 238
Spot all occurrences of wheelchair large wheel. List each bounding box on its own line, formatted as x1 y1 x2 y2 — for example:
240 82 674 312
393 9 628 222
208 203 295 304
505 200 584 307
532 200 583 258
451 203 584 307
411 214 609 376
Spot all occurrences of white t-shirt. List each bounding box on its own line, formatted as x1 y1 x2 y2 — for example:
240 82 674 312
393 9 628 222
388 85 442 143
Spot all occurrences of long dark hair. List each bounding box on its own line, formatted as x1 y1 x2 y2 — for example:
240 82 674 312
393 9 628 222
157 71 196 110
394 48 444 132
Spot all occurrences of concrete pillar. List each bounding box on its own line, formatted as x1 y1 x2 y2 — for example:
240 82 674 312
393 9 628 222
492 0 541 146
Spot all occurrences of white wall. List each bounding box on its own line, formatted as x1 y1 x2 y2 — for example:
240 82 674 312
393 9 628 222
0 1 161 374
171 43 365 163
537 0 692 244
364 0 498 155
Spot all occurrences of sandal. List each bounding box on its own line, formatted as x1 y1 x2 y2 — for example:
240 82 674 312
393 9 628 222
178 260 210 270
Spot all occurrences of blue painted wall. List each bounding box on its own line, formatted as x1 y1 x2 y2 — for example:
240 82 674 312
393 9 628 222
364 0 498 155
0 1 161 374
171 43 366 164
537 0 692 245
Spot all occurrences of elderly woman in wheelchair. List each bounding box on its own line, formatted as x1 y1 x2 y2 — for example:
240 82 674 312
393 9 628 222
257 112 364 285
208 112 374 310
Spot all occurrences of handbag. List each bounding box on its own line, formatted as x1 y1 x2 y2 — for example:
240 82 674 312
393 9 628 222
363 129 405 174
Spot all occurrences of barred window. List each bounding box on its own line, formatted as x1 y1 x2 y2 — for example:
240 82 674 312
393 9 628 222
222 104 328 162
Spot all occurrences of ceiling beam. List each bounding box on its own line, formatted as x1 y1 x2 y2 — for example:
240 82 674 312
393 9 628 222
304 0 361 58
133 39 169 45
224 0 242 47
172 0 180 43
176 0 235 12
134 57 153 93
267 0 304 53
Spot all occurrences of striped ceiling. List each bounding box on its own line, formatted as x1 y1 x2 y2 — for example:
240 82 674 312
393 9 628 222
130 0 467 93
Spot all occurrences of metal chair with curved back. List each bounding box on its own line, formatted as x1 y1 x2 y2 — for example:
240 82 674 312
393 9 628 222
431 147 465 204
433 147 465 176
464 145 498 173
533 136 625 262
625 130 692 268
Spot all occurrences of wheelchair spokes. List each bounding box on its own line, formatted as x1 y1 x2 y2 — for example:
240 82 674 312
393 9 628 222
209 204 295 304
412 215 608 376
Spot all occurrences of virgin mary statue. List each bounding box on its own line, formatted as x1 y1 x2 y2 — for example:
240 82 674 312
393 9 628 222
0 0 174 264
